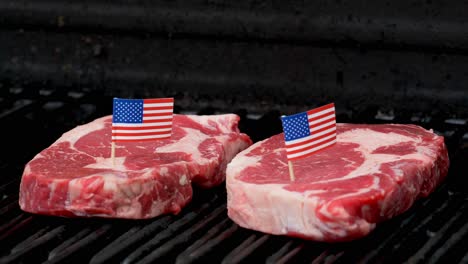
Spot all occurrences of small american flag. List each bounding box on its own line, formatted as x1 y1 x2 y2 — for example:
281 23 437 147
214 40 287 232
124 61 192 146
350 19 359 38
281 103 337 161
112 98 174 142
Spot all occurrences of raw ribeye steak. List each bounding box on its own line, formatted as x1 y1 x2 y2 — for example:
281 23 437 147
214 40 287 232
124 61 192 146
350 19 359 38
226 124 449 241
20 114 251 218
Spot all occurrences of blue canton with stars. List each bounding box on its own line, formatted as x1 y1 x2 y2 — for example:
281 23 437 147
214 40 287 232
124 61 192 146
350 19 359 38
112 98 144 123
281 112 311 141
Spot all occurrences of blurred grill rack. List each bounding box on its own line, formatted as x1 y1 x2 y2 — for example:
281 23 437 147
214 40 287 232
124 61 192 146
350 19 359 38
1 1 468 115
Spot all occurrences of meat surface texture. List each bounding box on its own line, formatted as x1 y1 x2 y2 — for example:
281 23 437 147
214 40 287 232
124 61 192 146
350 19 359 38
20 114 251 219
226 124 449 242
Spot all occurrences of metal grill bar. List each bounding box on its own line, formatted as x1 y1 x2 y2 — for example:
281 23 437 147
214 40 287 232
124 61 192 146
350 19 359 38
1 225 66 263
89 225 143 264
90 214 172 264
406 205 468 263
0 180 19 198
0 215 34 243
460 251 468 264
222 234 270 264
0 99 34 120
0 198 19 216
176 223 239 264
48 228 94 260
428 219 468 264
266 241 298 264
10 226 51 253
274 243 305 264
312 250 345 264
175 217 231 263
122 200 219 264
44 225 112 264
136 205 226 264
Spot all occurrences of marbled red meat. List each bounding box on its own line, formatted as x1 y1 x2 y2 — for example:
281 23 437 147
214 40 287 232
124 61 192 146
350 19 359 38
20 114 251 219
226 124 449 241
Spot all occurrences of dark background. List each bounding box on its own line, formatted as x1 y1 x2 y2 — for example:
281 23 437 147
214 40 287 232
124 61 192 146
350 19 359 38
1 0 468 117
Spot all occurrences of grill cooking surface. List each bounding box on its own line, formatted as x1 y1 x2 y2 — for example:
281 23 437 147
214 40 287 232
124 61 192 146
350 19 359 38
1 89 468 264
2 1 468 263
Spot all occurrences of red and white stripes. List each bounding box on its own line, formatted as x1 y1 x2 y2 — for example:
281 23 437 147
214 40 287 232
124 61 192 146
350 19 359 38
285 103 337 160
112 98 174 142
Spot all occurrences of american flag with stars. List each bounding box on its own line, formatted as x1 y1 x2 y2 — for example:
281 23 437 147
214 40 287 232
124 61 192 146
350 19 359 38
281 103 337 160
112 98 174 142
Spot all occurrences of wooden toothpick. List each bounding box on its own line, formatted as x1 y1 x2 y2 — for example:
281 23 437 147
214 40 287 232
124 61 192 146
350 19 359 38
288 160 295 182
111 142 116 166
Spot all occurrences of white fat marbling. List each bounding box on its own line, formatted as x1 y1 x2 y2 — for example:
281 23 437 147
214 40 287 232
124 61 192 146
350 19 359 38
338 129 417 152
56 116 108 146
226 152 262 179
156 127 208 161
85 157 127 171
68 179 82 202
187 114 237 134
159 167 169 176
179 175 188 185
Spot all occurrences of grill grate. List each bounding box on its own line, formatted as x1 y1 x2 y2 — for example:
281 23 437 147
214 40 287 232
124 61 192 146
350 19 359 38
0 87 468 264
